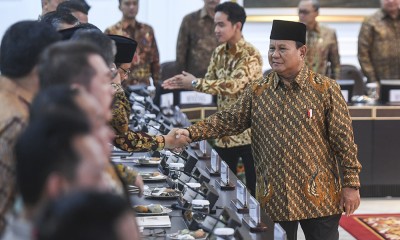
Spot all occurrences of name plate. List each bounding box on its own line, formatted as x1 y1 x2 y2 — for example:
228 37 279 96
249 196 260 225
341 90 349 103
211 149 220 173
236 180 247 207
199 140 207 155
220 161 229 185
160 92 174 107
389 89 400 102
180 91 213 104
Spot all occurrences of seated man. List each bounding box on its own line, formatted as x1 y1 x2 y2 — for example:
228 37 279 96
3 86 109 239
35 191 140 240
39 41 190 153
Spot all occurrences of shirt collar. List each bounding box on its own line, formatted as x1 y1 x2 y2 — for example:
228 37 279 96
309 22 321 33
121 19 140 30
224 37 245 55
272 64 309 90
380 9 400 20
0 76 34 105
200 7 211 19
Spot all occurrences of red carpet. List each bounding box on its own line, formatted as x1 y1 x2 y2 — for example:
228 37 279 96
339 213 400 240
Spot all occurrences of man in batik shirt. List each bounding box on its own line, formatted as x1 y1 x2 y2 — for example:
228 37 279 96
105 0 160 86
176 0 220 77
0 21 60 234
175 20 362 240
163 2 262 196
358 0 400 83
298 0 341 80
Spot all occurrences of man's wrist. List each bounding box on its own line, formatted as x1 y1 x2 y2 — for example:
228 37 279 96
191 79 198 89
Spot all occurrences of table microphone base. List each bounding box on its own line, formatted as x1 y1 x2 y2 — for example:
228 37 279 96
194 150 210 160
242 217 268 232
231 199 249 214
206 166 220 176
215 179 235 190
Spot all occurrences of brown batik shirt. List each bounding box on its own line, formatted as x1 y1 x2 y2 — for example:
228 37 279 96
176 7 219 77
110 83 164 152
105 20 160 86
305 23 341 80
187 66 361 221
0 76 33 233
192 37 263 148
358 9 400 82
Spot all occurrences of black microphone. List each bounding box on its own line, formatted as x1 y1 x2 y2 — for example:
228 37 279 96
170 169 201 182
171 177 207 198
164 151 198 174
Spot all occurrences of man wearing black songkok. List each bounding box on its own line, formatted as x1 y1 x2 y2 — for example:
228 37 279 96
174 20 362 240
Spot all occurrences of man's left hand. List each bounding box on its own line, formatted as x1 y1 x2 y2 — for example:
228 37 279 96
340 187 360 216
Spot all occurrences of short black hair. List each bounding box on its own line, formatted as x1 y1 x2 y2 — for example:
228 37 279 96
0 21 60 79
39 41 106 89
57 0 89 15
35 191 131 240
71 31 115 66
215 2 247 30
16 86 91 206
40 10 79 30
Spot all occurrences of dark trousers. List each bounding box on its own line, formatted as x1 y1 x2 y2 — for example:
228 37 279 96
276 214 341 240
213 144 256 196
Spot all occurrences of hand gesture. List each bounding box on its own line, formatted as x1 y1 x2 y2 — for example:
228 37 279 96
161 71 195 90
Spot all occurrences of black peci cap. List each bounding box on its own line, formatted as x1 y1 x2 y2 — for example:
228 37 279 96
107 35 137 64
270 20 306 45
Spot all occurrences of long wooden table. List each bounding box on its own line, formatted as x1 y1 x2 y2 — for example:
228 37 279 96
125 148 275 239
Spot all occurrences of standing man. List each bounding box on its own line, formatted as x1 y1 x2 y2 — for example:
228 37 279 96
358 0 400 83
0 21 60 235
163 2 262 196
175 20 362 240
176 0 220 78
41 0 66 16
105 0 160 86
298 0 341 80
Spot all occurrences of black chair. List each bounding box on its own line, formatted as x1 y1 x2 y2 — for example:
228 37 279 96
339 64 365 95
153 61 181 107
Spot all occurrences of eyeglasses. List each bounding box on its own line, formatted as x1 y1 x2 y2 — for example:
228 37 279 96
298 9 311 15
119 66 131 76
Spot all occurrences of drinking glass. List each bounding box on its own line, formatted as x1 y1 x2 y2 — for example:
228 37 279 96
191 199 210 224
168 162 184 191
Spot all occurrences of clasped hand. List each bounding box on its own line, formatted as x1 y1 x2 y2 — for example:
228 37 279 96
163 128 191 150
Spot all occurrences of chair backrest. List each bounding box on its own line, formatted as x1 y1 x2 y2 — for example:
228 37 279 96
153 61 181 106
339 64 365 95
160 61 180 81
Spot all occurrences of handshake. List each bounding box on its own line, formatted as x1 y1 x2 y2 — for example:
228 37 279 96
163 128 191 150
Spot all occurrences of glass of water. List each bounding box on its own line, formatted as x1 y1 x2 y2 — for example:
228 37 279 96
191 199 210 224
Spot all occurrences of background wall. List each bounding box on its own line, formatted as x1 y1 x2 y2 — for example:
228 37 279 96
0 0 378 72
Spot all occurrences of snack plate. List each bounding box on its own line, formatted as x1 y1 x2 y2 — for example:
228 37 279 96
167 230 208 240
143 188 181 199
132 158 161 166
140 172 167 182
133 205 172 216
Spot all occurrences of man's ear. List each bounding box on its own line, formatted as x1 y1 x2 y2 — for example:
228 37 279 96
44 173 69 200
235 22 242 31
300 45 307 58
